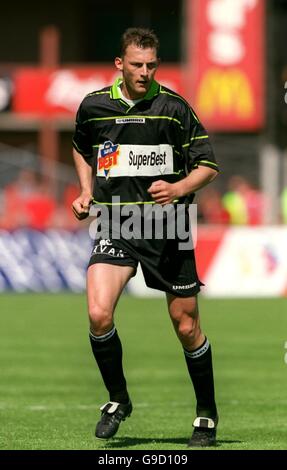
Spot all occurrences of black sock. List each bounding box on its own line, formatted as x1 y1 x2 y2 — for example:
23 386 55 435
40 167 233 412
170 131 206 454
89 327 129 404
184 337 217 418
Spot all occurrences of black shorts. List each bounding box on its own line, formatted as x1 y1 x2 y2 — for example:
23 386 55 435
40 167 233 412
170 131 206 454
88 235 203 298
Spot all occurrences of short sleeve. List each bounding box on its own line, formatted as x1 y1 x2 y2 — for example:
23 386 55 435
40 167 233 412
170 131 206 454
181 105 219 173
72 102 93 159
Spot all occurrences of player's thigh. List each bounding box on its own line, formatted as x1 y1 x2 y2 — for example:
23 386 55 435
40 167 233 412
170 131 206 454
87 263 135 315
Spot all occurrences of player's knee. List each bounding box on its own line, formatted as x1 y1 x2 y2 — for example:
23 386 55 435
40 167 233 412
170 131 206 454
88 303 113 335
178 320 198 342
176 305 200 342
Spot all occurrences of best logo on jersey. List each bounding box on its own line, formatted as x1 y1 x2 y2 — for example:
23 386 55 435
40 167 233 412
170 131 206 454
98 141 120 179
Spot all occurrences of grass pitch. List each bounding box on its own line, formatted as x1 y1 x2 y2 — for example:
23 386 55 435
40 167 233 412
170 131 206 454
0 294 286 450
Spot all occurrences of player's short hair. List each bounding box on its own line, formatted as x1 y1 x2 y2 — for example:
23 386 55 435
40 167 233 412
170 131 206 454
120 27 160 57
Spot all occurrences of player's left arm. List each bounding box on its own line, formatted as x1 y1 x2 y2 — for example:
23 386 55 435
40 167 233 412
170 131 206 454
148 166 217 205
148 103 219 205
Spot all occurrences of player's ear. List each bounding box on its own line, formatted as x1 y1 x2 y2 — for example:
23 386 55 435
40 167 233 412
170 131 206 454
115 57 123 71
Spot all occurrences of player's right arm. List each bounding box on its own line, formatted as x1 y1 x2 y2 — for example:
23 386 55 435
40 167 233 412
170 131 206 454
72 148 93 220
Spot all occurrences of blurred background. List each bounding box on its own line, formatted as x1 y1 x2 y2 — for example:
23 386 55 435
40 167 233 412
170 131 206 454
0 0 287 296
1 0 287 452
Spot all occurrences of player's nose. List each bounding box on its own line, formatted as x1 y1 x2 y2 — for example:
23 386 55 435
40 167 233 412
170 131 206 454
141 64 148 76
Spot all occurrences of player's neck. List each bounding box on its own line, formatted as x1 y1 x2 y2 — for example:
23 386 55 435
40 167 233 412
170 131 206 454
118 83 143 105
120 82 145 101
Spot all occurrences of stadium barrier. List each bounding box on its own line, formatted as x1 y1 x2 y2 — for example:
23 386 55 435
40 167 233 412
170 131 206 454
1 227 287 296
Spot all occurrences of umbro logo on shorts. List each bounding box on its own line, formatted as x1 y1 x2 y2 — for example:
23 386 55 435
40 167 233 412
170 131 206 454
172 282 197 290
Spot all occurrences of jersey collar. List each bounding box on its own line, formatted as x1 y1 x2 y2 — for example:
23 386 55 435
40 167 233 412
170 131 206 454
110 77 160 101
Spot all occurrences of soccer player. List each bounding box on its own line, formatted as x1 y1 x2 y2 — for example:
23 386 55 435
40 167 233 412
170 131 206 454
72 27 219 447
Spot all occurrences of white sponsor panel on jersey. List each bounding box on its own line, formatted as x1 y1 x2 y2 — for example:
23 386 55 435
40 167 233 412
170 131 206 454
97 141 174 178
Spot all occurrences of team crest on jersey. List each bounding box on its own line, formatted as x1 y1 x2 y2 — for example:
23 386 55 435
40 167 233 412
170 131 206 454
98 141 120 179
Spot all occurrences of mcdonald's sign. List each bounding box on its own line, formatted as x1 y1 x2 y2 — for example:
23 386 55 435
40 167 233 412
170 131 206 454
197 68 254 118
187 0 265 131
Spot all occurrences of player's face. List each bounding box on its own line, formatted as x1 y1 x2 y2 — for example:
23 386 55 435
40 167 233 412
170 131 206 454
115 44 159 100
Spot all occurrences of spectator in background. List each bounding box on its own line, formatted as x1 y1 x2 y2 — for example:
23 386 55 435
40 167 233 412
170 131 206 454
222 175 266 225
0 169 38 229
51 183 90 229
0 169 56 230
0 169 87 230
25 179 56 230
197 187 230 224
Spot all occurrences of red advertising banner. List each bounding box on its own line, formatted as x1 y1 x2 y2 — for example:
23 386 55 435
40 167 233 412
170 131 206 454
187 0 265 131
13 66 184 116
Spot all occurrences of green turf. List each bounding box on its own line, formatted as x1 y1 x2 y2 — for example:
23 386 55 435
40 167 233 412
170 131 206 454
0 294 286 450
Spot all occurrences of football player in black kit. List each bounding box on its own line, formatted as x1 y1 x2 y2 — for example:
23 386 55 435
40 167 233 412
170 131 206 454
72 27 219 447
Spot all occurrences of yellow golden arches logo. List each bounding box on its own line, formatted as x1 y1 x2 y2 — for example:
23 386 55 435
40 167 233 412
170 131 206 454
196 68 254 118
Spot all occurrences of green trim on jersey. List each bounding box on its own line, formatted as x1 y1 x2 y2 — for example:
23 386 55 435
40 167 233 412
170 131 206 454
197 160 219 169
160 88 199 123
182 136 209 148
110 78 122 99
83 114 184 129
190 135 209 141
92 198 179 206
87 91 110 97
144 79 160 100
111 77 160 101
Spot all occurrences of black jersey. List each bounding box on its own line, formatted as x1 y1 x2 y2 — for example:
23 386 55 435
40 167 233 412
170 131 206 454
73 78 218 206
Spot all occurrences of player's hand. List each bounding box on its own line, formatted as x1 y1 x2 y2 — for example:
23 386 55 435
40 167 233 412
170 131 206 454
147 180 180 205
72 193 93 220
